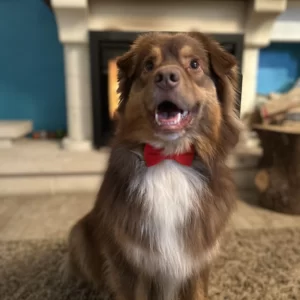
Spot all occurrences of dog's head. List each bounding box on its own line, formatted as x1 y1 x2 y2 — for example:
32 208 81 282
116 32 241 161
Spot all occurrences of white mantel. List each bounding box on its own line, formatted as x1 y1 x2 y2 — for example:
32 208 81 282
271 0 300 42
51 0 290 151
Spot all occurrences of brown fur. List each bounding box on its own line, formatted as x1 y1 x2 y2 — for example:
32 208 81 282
66 32 241 300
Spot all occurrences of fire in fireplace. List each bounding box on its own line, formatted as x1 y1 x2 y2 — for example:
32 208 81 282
90 31 244 148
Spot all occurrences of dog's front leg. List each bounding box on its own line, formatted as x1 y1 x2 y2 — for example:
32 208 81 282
111 274 150 300
106 257 150 300
179 268 210 300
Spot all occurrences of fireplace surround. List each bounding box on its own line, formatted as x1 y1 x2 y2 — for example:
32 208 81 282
51 0 288 151
90 31 244 147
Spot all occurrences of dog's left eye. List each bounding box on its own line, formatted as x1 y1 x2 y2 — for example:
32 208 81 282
190 59 200 70
144 60 154 72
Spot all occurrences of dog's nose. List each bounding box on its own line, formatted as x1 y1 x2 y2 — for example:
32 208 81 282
154 67 180 90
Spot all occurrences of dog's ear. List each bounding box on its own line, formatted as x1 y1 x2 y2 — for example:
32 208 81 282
188 32 241 149
188 32 238 114
116 49 136 114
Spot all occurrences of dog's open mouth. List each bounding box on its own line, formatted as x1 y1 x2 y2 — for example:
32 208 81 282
155 101 192 131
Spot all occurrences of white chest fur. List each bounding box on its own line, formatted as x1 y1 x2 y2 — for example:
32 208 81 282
127 160 206 281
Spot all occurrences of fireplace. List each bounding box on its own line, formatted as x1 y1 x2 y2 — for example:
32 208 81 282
90 31 244 148
50 0 286 151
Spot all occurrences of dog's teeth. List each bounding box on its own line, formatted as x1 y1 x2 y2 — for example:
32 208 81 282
155 113 161 125
155 112 182 126
182 111 188 118
167 113 181 125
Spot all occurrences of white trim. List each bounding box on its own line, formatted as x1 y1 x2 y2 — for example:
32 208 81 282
88 0 246 34
271 2 300 42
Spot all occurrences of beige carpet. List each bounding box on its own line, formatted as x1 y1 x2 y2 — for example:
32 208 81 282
1 228 300 300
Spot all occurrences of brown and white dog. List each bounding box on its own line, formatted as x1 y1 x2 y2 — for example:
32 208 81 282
67 31 241 300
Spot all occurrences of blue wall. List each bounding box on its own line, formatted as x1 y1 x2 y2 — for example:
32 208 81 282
257 42 300 95
0 0 66 132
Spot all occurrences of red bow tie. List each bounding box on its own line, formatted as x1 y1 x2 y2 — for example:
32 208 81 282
144 144 195 167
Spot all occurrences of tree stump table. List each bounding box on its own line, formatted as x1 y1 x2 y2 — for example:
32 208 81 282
253 124 300 214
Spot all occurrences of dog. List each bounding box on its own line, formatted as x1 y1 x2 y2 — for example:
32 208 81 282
66 31 241 300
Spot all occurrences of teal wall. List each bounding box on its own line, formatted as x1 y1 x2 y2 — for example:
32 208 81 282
257 42 300 95
0 0 66 132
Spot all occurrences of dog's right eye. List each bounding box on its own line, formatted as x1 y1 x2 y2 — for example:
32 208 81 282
144 60 154 72
190 59 200 70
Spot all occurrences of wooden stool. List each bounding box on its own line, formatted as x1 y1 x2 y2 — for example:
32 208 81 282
253 124 300 215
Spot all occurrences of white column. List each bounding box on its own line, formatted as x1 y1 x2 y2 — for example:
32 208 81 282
51 0 91 151
62 43 92 151
240 47 260 116
240 0 287 117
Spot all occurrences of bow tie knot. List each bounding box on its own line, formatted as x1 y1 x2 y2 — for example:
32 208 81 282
144 144 195 167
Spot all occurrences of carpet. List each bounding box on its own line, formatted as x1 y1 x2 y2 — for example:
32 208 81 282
1 229 300 300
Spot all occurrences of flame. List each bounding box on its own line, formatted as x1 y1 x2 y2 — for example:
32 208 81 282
108 59 119 119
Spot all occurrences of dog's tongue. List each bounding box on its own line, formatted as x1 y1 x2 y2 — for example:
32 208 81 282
156 111 181 124
156 101 182 125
